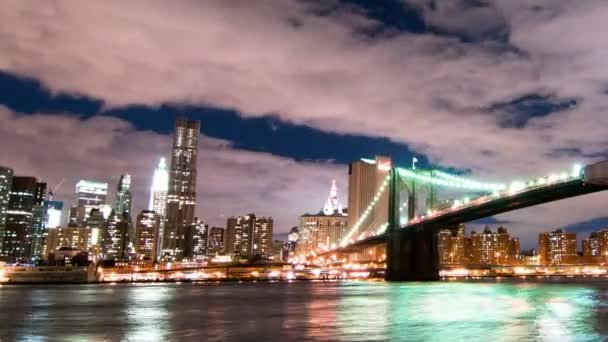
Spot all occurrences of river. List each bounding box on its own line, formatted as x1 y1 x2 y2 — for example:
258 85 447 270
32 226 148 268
0 280 607 341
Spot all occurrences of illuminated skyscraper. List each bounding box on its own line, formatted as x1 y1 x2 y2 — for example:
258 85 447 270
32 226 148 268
0 166 13 252
163 119 200 259
113 174 132 215
134 210 161 262
30 182 47 262
347 156 391 238
184 218 208 261
101 212 130 260
149 157 169 216
46 201 63 229
72 180 108 224
149 157 168 257
1 177 38 262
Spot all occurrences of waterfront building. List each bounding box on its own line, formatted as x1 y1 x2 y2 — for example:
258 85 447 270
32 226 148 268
134 210 161 262
113 174 132 216
437 226 468 266
226 214 273 259
0 166 13 252
183 218 208 261
297 180 348 256
347 156 391 237
469 227 519 266
46 226 92 255
538 229 578 265
163 119 200 260
0 177 41 262
207 227 225 257
101 212 130 260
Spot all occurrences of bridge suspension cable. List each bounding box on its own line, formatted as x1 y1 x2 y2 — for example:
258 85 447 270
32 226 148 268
339 173 391 247
396 168 506 192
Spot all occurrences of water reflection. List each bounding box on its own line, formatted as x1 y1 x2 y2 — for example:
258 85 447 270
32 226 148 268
0 281 607 341
125 284 172 341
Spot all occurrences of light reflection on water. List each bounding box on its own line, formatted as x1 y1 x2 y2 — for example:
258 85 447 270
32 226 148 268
0 281 607 341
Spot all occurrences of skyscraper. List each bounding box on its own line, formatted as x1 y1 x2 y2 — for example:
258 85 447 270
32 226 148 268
149 157 169 216
113 174 132 215
46 200 63 229
297 180 348 256
347 156 391 239
101 212 130 260
184 218 208 261
149 157 168 257
0 166 13 252
30 182 47 262
226 214 273 259
163 119 200 260
1 177 38 262
134 210 161 262
72 180 108 223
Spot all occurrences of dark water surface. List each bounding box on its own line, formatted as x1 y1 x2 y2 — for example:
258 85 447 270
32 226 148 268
1 281 608 341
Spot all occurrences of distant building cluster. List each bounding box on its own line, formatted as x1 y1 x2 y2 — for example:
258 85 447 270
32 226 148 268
0 118 278 267
438 226 520 267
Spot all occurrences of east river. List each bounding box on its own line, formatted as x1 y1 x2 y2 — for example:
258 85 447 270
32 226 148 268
1 281 607 341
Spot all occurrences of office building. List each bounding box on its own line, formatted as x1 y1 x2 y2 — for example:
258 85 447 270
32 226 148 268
539 229 578 265
149 157 169 258
297 180 348 256
46 200 63 229
101 212 130 260
163 119 200 259
134 210 161 262
226 214 273 258
184 218 208 261
113 174 132 215
0 166 13 252
73 180 108 223
0 177 40 262
149 157 169 216
45 226 92 255
29 182 47 262
207 227 225 256
347 156 391 239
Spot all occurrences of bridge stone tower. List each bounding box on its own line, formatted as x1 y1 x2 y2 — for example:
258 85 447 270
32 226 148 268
386 168 440 281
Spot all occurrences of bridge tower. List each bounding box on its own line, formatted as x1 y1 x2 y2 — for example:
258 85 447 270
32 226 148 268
386 168 440 281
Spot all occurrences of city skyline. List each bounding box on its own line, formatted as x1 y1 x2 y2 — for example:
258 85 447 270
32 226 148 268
1 1 608 250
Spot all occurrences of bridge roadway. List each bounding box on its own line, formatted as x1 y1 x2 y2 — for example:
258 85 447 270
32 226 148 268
323 162 608 281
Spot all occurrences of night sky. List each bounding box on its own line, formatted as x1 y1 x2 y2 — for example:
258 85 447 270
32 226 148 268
1 0 607 248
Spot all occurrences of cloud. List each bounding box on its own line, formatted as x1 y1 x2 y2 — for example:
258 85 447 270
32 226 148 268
0 106 345 232
0 1 607 246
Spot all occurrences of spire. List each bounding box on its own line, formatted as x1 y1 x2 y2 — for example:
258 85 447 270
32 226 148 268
323 179 344 215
